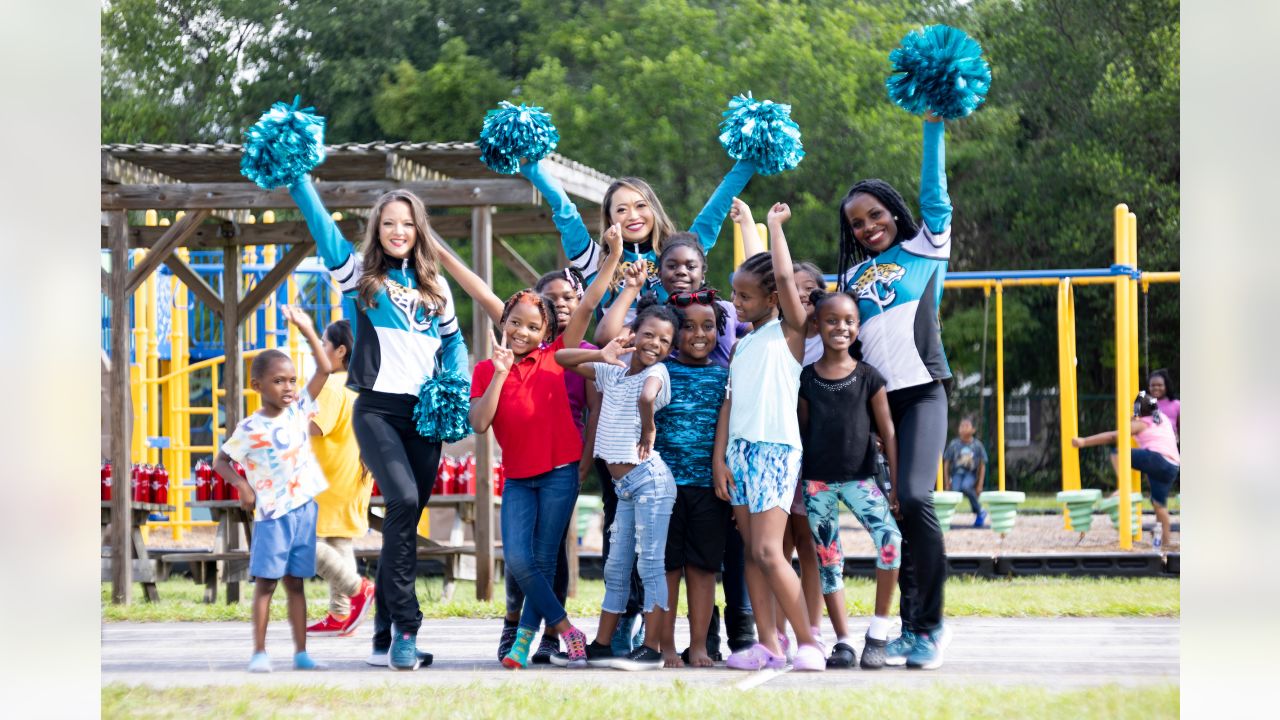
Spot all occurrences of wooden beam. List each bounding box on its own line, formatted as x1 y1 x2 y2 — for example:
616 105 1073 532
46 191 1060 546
472 205 495 601
492 236 540 285
107 211 133 605
102 179 536 210
222 250 243 436
163 255 223 317
238 241 314 319
540 158 612 205
124 209 211 296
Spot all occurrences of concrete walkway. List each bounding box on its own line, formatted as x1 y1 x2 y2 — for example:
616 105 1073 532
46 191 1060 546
102 616 1178 690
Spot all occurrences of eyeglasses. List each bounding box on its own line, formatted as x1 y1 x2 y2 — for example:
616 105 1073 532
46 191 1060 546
667 288 719 307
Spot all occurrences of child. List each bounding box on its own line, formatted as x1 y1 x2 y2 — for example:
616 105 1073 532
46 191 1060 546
215 305 331 673
713 202 825 672
303 318 377 638
943 416 989 527
1147 369 1180 441
1073 392 1181 549
652 289 732 668
468 225 625 669
730 198 824 659
556 297 681 671
835 114 954 669
798 289 903 670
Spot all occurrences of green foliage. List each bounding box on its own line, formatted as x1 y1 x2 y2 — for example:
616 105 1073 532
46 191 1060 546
373 39 511 141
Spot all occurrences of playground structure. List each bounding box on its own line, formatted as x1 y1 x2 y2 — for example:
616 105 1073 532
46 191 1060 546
101 141 616 605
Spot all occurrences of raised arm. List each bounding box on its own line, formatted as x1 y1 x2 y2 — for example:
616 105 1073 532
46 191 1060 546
282 305 332 400
919 117 952 235
730 197 765 264
435 238 504 326
520 160 602 283
765 203 807 353
289 176 356 279
555 335 632 380
688 159 757 251
562 222 624 348
592 261 645 347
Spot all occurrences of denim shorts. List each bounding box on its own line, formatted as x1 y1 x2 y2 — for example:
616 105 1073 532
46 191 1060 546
250 500 318 579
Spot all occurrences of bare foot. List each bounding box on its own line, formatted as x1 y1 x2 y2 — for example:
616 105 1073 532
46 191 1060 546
687 648 714 668
663 651 685 669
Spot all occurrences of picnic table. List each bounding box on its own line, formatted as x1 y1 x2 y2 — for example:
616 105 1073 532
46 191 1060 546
367 495 502 600
101 501 176 603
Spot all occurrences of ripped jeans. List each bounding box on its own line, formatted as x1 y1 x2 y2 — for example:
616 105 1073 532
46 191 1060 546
602 456 676 615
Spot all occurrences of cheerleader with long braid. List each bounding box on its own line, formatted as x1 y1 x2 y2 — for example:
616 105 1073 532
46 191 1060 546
835 113 954 670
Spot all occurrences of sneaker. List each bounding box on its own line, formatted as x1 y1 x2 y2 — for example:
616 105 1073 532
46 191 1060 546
777 631 792 661
502 627 535 669
884 629 917 667
935 622 953 653
792 643 827 672
610 614 637 656
611 645 663 671
306 614 348 637
560 626 589 669
496 621 518 663
551 640 615 668
293 651 326 671
390 631 421 671
247 651 272 673
906 631 943 670
531 635 560 665
725 642 787 671
632 618 646 650
368 647 433 667
339 580 376 637
860 634 888 670
974 510 988 528
825 642 857 669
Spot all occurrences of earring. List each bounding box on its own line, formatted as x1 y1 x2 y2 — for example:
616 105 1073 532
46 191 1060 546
894 215 899 220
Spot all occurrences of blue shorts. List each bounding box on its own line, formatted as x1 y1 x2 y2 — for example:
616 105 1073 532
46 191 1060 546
726 439 802 514
250 500 318 579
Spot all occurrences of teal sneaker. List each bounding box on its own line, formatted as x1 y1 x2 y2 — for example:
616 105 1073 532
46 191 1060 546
906 630 943 670
390 630 421 671
883 629 917 667
611 614 637 656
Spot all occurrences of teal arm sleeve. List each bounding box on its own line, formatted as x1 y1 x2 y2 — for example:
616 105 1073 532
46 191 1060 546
688 159 756 251
520 160 597 280
919 121 952 234
288 177 352 269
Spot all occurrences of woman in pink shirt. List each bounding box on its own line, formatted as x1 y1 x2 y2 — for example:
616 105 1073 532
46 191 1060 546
1073 392 1180 549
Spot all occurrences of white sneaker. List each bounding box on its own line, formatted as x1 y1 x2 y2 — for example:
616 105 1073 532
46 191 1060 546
366 650 389 667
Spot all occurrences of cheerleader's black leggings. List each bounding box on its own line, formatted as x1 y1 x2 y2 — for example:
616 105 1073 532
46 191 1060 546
352 391 442 647
888 380 949 635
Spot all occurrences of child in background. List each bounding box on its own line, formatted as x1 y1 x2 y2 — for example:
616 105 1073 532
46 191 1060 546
653 290 732 668
943 416 989 527
215 305 332 673
302 318 377 639
1073 391 1181 550
713 202 825 672
556 298 680 671
798 289 903 670
1147 369 1180 441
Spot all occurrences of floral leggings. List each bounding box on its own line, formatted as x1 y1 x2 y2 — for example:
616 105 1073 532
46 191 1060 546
801 479 903 595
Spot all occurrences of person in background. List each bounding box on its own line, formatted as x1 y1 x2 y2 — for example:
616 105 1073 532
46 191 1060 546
942 416 988 527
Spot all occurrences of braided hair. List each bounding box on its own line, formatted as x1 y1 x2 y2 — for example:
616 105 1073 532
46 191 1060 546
630 294 680 335
665 289 728 337
500 289 558 343
534 266 586 299
738 251 777 296
836 179 919 286
808 287 864 360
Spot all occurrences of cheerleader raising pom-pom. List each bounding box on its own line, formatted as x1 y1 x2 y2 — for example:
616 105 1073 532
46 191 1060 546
886 25 991 120
239 96 326 189
478 101 560 175
414 368 474 443
717 92 804 176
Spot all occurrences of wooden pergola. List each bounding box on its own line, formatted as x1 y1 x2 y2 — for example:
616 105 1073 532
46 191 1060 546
101 141 615 604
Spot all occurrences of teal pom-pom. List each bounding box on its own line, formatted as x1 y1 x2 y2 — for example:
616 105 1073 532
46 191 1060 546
886 25 991 120
414 369 473 443
240 96 326 189
717 93 804 176
478 101 560 175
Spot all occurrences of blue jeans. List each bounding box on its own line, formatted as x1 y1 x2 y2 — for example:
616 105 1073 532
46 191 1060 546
950 471 982 513
603 456 676 615
1119 448 1180 506
501 463 580 633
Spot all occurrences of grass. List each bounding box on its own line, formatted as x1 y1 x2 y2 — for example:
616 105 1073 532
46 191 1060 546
102 682 1179 719
102 575 1178 622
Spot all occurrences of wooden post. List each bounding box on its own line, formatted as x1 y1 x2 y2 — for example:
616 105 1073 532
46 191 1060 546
472 206 495 600
222 246 243 440
108 211 133 604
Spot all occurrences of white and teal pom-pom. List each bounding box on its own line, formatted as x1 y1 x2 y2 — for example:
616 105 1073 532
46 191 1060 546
414 369 473 443
478 101 560 175
886 25 991 120
239 96 326 189
717 93 804 176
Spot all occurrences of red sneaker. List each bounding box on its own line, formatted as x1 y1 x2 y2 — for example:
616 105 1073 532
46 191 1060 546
306 614 347 637
339 579 376 637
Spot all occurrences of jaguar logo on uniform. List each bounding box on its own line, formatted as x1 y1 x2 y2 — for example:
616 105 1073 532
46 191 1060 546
850 262 906 305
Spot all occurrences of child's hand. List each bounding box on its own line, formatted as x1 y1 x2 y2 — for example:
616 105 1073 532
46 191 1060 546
713 460 735 502
1070 437 1084 449
490 330 515 374
923 110 942 124
767 202 791 225
729 197 754 225
600 333 635 367
888 488 900 518
637 426 655 461
281 304 314 333
621 261 648 291
603 222 623 258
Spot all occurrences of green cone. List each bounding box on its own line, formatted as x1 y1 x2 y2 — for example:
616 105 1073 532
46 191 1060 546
1056 489 1102 533
979 491 1026 534
932 491 964 531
